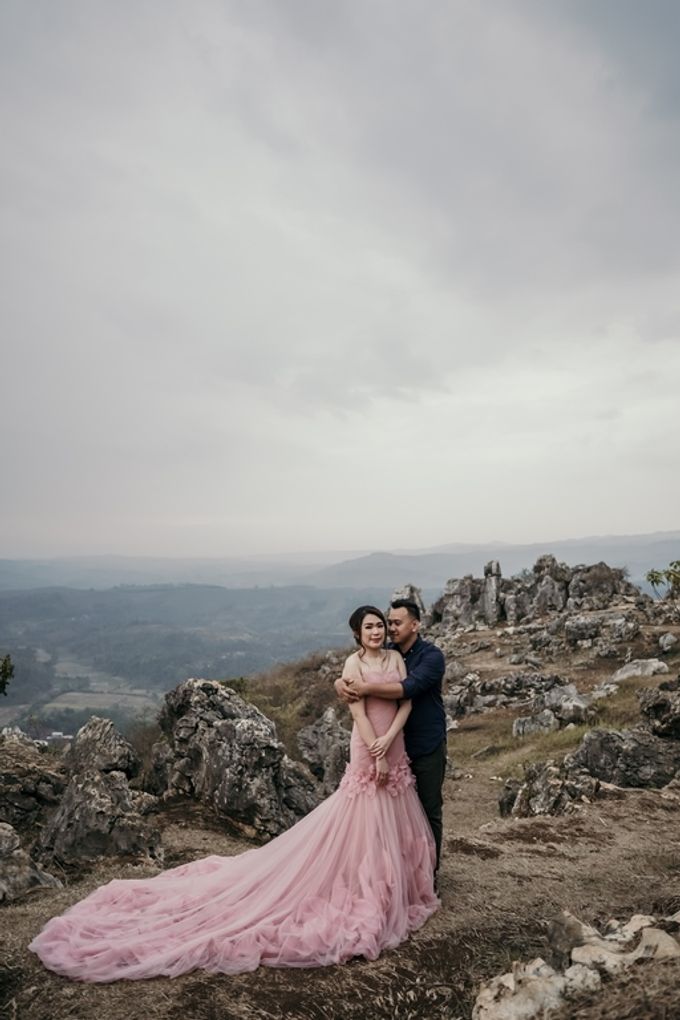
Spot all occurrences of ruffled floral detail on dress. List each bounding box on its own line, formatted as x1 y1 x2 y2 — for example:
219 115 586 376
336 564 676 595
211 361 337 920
339 753 415 800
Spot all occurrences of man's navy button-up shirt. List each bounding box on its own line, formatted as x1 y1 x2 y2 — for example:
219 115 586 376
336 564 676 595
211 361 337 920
395 635 447 759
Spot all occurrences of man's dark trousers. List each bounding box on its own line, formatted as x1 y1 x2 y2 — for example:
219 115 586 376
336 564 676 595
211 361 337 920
410 740 446 871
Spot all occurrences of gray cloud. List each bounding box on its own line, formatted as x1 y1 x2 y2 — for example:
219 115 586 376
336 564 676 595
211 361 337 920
1 0 679 556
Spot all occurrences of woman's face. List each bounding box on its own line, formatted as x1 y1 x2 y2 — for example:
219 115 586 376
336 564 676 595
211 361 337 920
360 613 385 651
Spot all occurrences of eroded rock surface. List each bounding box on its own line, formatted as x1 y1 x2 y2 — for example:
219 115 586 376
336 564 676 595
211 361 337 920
0 738 65 834
566 726 680 788
297 707 350 795
37 768 162 866
0 822 61 903
638 678 680 738
153 678 322 839
428 557 641 634
67 716 140 778
503 761 600 818
612 658 669 683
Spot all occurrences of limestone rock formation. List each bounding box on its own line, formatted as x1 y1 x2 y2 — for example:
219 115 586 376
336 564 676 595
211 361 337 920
153 678 322 839
427 556 641 635
448 671 573 718
512 683 594 738
512 710 559 739
67 715 140 778
390 583 427 619
0 822 61 903
611 658 669 683
37 768 162 866
505 760 600 818
659 632 678 653
0 736 65 834
566 726 680 788
638 679 680 738
297 707 350 795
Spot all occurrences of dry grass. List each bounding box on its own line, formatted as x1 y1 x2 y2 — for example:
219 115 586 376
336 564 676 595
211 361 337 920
452 673 672 779
235 650 352 756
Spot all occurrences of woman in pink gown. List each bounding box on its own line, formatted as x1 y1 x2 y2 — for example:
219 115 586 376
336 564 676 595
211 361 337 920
29 606 438 981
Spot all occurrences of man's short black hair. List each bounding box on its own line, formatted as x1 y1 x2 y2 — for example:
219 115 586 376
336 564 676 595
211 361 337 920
389 598 421 621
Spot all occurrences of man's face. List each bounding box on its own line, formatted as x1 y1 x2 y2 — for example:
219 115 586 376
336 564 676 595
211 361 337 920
387 607 419 650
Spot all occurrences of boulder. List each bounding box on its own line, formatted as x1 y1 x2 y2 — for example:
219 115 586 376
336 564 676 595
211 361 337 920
0 822 61 903
638 681 680 738
37 769 162 866
154 678 322 840
506 760 599 817
567 562 637 610
567 727 680 788
512 710 559 739
0 738 65 834
660 632 678 654
297 707 350 794
68 716 139 778
612 659 669 683
564 615 603 645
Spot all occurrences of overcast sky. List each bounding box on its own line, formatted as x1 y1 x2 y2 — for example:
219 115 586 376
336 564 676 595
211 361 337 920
2 0 679 558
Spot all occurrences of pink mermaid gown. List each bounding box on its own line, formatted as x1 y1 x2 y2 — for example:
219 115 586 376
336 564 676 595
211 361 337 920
29 670 438 981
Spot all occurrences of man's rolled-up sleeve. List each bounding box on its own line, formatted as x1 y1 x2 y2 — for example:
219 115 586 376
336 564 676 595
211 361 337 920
401 646 445 699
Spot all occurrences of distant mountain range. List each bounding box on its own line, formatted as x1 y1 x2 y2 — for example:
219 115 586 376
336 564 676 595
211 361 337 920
1 530 678 592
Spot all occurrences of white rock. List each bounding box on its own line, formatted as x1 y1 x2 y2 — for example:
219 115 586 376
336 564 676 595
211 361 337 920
659 633 678 653
563 963 601 996
472 958 566 1020
630 927 680 962
611 658 669 683
571 943 629 974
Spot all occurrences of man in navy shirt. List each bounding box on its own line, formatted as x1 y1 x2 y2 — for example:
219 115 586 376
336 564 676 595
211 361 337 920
335 598 447 872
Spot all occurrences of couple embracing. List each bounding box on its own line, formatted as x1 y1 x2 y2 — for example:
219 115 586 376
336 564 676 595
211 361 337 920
335 599 447 879
29 599 447 981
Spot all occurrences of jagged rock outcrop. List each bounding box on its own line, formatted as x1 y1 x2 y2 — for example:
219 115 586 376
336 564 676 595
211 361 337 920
428 556 641 634
638 678 680 737
501 674 680 816
152 678 322 840
297 707 350 795
390 583 427 619
447 671 571 717
0 822 61 903
0 737 65 834
67 716 140 778
512 710 560 738
502 760 600 818
37 768 162 866
512 683 594 737
566 726 680 788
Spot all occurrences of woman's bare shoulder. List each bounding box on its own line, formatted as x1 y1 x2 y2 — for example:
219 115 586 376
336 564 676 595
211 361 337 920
387 649 405 669
342 650 361 675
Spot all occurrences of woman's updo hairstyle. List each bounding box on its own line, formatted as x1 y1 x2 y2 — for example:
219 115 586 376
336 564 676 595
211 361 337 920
348 605 388 649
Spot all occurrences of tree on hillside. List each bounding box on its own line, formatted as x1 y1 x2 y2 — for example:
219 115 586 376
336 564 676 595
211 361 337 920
0 654 14 696
646 560 680 601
